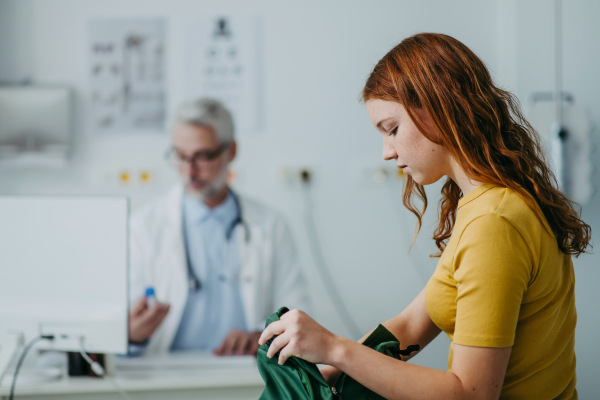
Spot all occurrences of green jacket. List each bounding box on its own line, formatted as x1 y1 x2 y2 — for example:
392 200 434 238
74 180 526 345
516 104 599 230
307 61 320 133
257 307 419 400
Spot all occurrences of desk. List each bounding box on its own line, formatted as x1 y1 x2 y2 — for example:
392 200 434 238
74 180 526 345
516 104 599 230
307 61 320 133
0 356 265 400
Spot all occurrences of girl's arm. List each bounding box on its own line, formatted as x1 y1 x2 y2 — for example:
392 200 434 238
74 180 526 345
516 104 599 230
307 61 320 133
259 288 511 400
330 335 510 400
381 287 443 361
321 287 441 384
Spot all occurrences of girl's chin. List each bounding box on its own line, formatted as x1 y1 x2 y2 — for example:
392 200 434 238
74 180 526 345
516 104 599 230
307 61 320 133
411 173 445 186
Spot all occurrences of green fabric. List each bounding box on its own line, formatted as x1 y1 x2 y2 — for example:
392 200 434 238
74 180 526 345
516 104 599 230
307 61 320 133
257 307 419 400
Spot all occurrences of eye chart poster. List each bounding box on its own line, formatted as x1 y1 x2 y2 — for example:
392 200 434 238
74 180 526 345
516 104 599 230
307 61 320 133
184 15 263 136
88 18 166 134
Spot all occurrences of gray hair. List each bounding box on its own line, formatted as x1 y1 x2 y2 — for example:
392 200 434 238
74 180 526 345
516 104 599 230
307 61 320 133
174 98 235 143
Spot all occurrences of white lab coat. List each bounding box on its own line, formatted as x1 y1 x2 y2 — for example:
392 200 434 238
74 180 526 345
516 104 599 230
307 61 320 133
129 185 310 354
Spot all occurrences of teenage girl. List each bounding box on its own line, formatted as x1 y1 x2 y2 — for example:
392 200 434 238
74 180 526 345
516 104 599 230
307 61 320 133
259 33 590 399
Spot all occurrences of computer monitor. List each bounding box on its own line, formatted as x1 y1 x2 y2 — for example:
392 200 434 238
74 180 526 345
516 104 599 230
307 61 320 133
0 195 129 381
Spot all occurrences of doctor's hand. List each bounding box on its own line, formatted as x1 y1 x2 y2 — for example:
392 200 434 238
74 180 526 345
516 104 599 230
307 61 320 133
128 296 170 344
258 309 341 366
214 329 262 356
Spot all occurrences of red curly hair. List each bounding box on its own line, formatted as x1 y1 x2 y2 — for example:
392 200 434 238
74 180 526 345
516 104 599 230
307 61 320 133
362 33 591 257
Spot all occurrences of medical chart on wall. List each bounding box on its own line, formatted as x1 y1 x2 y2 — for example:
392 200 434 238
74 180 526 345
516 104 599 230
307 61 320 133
88 18 166 134
184 15 263 136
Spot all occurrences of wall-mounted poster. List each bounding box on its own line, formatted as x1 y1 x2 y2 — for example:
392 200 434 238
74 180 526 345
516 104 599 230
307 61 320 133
88 18 166 134
184 15 262 136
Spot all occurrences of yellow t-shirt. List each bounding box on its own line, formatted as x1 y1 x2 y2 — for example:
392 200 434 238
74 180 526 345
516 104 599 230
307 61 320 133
425 184 577 399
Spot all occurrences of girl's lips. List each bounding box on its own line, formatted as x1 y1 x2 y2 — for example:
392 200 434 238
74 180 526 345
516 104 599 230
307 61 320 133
398 165 407 169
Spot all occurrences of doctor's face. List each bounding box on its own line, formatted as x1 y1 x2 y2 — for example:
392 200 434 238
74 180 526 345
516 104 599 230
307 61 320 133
366 99 450 186
171 123 236 200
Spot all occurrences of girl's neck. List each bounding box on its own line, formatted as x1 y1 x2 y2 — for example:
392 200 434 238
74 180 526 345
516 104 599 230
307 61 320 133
446 159 483 196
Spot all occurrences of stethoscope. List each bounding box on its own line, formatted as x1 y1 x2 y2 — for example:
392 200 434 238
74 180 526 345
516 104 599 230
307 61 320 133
186 190 251 292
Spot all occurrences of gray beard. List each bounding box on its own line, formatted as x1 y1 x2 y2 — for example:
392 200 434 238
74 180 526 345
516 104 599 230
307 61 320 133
182 168 229 202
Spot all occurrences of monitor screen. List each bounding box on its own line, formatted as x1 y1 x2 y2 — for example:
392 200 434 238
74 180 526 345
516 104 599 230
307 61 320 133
0 196 128 354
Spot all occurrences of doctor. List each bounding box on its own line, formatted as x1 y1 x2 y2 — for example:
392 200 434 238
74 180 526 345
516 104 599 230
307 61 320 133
128 98 310 356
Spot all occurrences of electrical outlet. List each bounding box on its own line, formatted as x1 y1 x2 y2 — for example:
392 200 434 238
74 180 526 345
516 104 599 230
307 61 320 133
276 166 312 184
118 170 132 186
138 169 154 185
96 167 156 187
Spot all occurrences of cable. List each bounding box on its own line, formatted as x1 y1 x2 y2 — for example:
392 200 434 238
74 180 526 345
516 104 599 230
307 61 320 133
299 175 362 339
9 335 54 400
79 338 133 400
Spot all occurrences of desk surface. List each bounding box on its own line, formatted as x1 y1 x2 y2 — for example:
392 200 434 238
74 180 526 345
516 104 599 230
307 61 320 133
0 353 265 400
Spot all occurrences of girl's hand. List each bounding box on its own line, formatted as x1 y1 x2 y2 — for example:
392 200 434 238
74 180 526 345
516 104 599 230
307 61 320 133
258 309 342 366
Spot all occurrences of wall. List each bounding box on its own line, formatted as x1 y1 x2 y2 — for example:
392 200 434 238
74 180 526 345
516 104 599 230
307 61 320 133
0 1 13 80
494 1 600 397
0 0 598 393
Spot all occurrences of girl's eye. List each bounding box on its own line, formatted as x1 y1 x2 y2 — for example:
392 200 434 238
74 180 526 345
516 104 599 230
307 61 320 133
389 127 398 136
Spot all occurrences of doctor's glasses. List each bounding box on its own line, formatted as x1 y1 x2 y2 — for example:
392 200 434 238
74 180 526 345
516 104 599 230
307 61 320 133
165 143 230 168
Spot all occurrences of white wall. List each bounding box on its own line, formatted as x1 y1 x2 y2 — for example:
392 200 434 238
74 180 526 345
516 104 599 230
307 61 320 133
0 0 598 394
0 1 13 80
498 1 600 397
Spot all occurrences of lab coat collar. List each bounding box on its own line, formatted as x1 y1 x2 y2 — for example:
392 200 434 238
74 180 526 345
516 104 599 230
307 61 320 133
183 191 238 227
166 182 264 224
